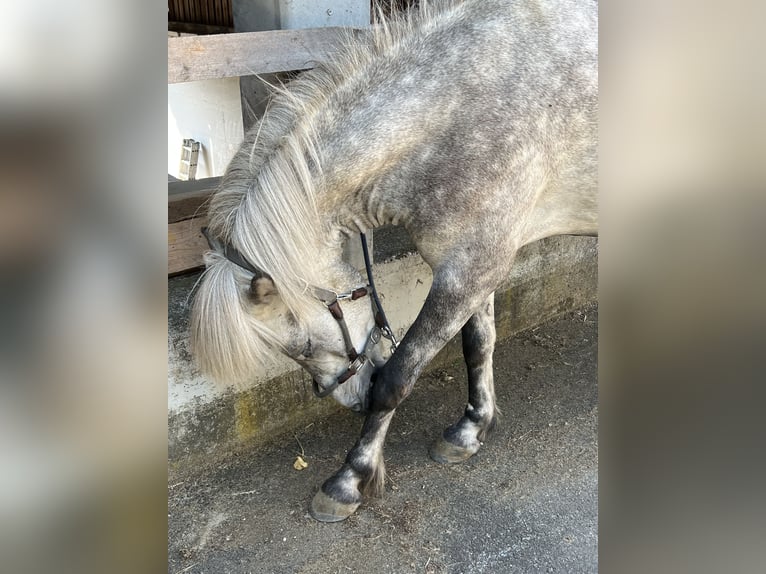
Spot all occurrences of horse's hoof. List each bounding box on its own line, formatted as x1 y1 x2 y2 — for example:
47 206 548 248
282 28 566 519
429 435 480 464
309 489 360 522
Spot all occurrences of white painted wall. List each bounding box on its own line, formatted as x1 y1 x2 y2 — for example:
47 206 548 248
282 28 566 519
168 77 244 179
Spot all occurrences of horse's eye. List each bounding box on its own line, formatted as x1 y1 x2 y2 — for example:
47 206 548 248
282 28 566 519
299 339 313 359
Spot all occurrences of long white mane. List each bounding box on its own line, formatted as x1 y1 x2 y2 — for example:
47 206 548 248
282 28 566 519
192 1 468 382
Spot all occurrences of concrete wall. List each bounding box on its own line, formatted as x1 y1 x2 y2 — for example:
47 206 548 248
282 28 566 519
168 232 598 470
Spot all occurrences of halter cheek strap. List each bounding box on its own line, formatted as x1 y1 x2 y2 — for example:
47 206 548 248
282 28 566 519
311 286 368 362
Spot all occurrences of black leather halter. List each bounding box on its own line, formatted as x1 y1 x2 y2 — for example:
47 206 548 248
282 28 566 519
201 228 397 397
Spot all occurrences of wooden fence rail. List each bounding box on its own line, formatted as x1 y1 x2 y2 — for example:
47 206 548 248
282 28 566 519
168 178 220 275
168 27 360 83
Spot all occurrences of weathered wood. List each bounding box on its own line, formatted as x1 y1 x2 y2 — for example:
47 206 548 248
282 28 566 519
169 177 220 224
168 27 357 83
169 196 212 225
169 176 222 198
169 217 209 275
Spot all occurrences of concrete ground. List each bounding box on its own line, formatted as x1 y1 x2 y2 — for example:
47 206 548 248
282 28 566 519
168 304 598 574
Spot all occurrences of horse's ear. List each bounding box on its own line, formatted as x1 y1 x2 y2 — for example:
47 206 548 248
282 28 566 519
250 275 277 305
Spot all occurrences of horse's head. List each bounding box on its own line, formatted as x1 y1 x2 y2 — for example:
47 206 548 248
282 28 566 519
247 273 394 413
191 230 395 414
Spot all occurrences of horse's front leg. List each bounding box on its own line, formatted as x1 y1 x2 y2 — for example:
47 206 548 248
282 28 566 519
310 409 395 522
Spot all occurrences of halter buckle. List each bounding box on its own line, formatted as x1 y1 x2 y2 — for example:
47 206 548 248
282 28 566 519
349 354 367 373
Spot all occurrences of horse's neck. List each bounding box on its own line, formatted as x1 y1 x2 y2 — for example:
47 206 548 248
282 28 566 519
314 115 424 237
302 58 450 244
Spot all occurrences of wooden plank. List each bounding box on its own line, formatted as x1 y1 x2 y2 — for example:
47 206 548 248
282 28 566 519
168 176 221 197
168 177 220 224
169 216 209 275
169 195 211 225
168 27 358 83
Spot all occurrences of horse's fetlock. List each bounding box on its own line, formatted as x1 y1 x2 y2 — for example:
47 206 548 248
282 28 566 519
321 466 362 505
359 458 386 498
442 422 477 449
321 482 362 506
346 452 375 478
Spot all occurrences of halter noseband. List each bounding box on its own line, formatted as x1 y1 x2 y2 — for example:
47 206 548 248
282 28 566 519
202 229 398 398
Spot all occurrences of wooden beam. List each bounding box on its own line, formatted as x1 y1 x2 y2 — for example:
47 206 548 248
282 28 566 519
168 216 209 275
168 176 222 198
168 27 359 83
169 195 211 225
169 177 220 224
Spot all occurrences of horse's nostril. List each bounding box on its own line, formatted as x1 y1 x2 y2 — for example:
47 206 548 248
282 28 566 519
351 403 362 413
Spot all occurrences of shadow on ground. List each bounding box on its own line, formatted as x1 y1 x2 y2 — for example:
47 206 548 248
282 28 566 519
169 304 598 574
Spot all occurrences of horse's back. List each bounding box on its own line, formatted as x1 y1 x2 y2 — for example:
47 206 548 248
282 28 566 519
374 0 598 259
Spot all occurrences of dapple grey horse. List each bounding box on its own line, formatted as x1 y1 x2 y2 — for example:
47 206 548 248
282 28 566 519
191 0 597 522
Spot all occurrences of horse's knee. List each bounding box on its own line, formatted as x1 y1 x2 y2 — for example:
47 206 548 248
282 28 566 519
369 366 412 412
